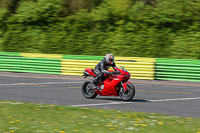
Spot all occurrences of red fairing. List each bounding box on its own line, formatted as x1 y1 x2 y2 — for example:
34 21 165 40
84 67 131 96
114 67 130 78
82 66 135 101
85 69 96 77
96 68 131 96
123 82 131 91
96 78 120 96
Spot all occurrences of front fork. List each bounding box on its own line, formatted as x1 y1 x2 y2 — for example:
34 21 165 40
121 81 128 92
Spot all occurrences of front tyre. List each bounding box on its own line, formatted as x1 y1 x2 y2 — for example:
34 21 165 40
82 80 97 99
119 83 135 101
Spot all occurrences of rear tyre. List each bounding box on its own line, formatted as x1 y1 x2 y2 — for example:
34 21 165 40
119 83 135 101
82 80 97 99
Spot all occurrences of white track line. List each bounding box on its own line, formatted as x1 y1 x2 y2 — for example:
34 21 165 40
0 82 83 86
71 102 132 107
72 97 200 107
150 97 200 102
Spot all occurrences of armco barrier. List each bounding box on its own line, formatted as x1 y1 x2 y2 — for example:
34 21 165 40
0 56 61 74
63 55 104 60
155 58 200 82
1 52 200 82
0 52 21 56
21 53 63 59
0 52 155 80
61 59 99 76
21 53 104 60
61 57 155 80
115 57 155 80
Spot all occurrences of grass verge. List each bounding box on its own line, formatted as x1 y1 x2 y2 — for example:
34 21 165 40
0 100 200 133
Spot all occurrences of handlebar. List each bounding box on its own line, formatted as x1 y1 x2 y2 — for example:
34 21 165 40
111 71 116 74
111 70 120 74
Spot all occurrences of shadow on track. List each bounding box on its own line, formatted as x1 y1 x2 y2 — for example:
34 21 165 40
96 97 151 103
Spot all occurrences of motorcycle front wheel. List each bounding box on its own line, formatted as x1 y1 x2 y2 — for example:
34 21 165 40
82 80 97 99
119 83 135 101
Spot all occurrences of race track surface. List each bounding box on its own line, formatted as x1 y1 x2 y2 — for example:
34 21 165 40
0 72 200 118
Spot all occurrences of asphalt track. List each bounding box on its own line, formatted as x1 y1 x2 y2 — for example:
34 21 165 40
0 72 200 118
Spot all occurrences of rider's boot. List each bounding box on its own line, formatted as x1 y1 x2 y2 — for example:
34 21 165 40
93 80 99 90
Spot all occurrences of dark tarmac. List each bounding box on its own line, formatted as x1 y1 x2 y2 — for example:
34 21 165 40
0 72 200 118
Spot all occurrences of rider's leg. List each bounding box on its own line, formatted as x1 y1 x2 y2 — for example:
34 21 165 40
93 69 103 89
93 78 99 89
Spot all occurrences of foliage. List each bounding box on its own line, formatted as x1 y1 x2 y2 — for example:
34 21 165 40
0 8 7 20
0 7 7 50
171 31 200 59
0 0 200 59
14 0 64 24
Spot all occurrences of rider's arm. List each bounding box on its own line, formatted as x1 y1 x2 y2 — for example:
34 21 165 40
101 61 111 74
112 62 118 70
103 70 111 74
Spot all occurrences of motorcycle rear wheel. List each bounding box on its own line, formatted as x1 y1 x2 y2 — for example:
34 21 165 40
82 80 97 99
119 83 135 101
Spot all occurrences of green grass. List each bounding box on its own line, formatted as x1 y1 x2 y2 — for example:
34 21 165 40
0 100 200 133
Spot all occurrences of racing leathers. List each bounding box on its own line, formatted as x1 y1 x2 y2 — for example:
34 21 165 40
93 58 117 89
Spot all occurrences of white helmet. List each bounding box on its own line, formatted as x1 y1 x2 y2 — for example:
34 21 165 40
105 53 114 64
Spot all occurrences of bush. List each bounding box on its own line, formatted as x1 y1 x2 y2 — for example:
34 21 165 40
14 0 64 24
1 0 200 59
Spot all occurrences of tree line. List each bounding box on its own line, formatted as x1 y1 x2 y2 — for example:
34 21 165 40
0 0 200 59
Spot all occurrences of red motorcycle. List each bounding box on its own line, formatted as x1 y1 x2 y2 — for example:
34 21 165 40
82 66 135 101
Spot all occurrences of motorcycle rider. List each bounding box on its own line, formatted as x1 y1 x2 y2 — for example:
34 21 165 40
93 53 117 89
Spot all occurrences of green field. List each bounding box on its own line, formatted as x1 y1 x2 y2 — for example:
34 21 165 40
0 100 200 133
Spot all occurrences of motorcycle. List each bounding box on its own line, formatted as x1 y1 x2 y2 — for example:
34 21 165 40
82 66 135 101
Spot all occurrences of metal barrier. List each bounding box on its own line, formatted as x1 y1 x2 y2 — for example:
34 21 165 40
1 52 200 82
155 58 200 82
61 59 98 76
0 52 21 56
61 57 155 80
115 57 155 80
0 52 156 80
63 55 104 60
21 53 62 59
0 56 61 74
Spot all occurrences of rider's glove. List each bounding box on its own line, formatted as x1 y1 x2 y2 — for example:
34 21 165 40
111 71 116 74
103 70 112 74
103 70 119 75
116 70 120 74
